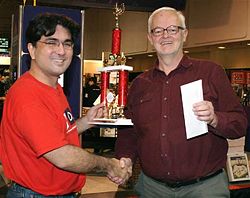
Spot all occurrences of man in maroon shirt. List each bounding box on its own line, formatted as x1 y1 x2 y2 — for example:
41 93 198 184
114 7 247 198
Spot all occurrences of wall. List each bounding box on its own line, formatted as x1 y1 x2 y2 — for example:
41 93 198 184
84 0 250 59
186 46 250 69
83 60 102 74
83 8 151 60
185 0 250 48
126 54 156 72
83 1 250 72
211 47 250 69
182 0 250 70
125 45 250 73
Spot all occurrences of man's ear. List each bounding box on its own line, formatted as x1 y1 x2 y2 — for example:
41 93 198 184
183 29 188 42
27 43 35 59
147 33 153 46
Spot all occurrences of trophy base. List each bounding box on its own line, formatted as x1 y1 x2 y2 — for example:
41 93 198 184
88 118 133 126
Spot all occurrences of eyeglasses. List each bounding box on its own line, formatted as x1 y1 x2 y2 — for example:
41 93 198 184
151 25 185 37
37 39 74 50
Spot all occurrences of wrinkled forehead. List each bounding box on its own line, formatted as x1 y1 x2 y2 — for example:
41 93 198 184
151 11 180 28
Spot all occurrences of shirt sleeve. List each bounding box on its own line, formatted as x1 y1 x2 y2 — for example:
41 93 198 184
14 102 68 157
115 126 138 163
209 64 247 139
115 81 139 163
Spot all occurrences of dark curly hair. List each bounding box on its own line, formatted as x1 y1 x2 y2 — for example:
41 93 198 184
25 13 80 46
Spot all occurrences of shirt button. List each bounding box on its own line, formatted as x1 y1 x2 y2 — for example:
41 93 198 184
166 81 169 84
162 133 166 137
164 97 167 101
167 172 170 175
163 115 167 119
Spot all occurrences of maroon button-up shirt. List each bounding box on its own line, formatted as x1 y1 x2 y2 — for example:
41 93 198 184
115 55 247 182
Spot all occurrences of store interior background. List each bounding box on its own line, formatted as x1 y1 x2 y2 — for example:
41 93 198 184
1 0 250 95
1 0 250 196
1 1 250 75
0 0 250 155
1 0 250 71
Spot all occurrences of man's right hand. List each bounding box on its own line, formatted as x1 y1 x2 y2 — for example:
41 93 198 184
106 157 132 185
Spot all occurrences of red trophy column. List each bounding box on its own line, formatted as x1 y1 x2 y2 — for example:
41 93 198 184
118 70 128 107
100 72 110 105
112 28 121 55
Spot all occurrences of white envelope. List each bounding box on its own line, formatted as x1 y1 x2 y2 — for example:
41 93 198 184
180 79 208 139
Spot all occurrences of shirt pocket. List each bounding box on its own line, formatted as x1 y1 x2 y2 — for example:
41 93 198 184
203 83 218 109
131 93 155 126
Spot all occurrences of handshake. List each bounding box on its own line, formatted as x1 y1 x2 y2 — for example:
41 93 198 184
106 157 133 185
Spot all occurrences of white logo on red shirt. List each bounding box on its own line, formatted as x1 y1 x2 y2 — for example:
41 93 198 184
64 108 76 133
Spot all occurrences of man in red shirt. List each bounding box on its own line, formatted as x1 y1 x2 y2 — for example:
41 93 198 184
0 13 131 197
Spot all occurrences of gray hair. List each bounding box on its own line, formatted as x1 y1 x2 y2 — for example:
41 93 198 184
148 7 186 33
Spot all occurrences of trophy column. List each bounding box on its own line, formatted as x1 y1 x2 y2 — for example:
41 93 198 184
100 71 110 106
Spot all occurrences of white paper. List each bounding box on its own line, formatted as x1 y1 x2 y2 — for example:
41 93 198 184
180 79 208 139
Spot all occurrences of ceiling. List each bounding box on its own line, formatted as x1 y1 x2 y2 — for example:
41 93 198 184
0 0 186 40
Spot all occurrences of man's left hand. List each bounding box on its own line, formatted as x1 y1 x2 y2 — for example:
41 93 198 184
193 100 218 128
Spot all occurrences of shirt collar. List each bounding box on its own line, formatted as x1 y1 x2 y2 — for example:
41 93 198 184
152 55 193 75
179 55 193 68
